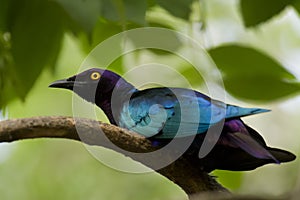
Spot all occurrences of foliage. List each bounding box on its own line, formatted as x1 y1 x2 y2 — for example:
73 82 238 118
1 0 300 107
240 0 299 27
208 45 299 101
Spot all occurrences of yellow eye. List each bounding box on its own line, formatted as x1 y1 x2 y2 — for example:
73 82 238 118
90 72 101 80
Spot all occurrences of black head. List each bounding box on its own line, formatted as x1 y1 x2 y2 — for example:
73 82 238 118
49 68 134 105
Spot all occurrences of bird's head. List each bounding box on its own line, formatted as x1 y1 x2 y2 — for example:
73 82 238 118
49 68 134 104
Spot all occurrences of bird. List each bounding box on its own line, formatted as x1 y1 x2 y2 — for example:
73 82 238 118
49 68 296 172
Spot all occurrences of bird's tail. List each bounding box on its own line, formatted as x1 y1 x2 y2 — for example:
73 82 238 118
226 131 279 163
199 122 296 172
200 145 295 172
267 147 296 163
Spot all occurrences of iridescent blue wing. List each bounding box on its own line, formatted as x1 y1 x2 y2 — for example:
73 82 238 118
118 87 269 138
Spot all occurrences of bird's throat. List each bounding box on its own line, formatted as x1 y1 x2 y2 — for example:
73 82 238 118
97 83 137 126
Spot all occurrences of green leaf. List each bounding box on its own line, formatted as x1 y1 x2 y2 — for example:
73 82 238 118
127 28 183 54
122 0 147 25
291 0 300 13
240 0 293 27
54 0 101 34
101 0 147 25
92 18 140 47
0 0 10 31
180 65 204 87
86 0 146 50
155 0 194 20
90 19 139 74
92 19 123 48
51 0 147 40
213 170 243 190
8 0 65 100
0 32 15 107
223 76 300 100
208 45 300 101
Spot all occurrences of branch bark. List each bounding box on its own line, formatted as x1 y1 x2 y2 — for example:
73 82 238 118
0 116 228 197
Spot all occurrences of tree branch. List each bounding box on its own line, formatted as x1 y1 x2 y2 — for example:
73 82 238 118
0 116 228 197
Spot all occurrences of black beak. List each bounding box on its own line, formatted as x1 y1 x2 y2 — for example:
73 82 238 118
49 79 74 90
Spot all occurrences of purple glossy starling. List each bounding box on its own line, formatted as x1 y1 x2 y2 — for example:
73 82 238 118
49 68 296 172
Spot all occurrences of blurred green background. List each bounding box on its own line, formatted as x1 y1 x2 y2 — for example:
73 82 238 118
1 0 300 199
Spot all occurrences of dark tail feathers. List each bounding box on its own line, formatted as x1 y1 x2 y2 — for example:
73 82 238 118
198 145 295 172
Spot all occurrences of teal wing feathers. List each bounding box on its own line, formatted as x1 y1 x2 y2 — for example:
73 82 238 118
117 88 269 138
